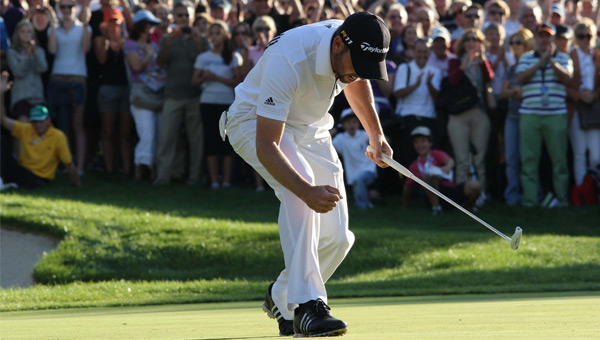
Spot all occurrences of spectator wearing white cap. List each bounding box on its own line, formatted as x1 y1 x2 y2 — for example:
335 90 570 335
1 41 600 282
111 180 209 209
124 9 164 181
550 3 565 26
402 126 482 215
332 108 378 210
427 25 455 78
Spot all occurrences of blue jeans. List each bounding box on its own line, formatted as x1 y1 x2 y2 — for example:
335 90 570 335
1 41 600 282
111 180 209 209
47 78 86 135
352 170 377 209
503 116 521 205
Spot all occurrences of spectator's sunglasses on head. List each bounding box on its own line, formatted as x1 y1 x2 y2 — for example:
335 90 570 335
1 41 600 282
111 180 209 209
488 9 505 16
576 33 592 40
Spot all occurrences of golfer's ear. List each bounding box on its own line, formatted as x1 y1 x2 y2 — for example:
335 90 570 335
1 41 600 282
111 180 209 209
332 35 345 53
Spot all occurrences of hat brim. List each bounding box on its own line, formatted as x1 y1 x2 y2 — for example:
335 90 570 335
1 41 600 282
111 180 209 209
538 28 555 35
349 51 388 82
29 116 48 121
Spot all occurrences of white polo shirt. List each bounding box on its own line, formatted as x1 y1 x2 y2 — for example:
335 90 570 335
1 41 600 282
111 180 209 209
227 20 347 128
393 60 441 118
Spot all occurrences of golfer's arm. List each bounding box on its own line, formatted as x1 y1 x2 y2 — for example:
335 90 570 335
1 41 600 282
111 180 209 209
256 116 312 200
343 79 384 139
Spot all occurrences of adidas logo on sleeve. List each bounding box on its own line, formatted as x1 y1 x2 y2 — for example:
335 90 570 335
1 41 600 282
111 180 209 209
264 97 275 106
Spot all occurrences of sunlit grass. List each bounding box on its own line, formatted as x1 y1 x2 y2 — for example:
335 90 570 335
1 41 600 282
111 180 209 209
1 172 598 311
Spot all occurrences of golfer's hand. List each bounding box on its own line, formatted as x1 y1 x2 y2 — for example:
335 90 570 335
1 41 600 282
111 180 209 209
302 185 343 213
365 138 392 168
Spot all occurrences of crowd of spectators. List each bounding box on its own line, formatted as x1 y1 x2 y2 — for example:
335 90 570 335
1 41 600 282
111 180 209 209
1 0 599 209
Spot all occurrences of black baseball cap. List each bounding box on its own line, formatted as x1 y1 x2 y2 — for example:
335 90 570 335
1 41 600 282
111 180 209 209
339 12 390 81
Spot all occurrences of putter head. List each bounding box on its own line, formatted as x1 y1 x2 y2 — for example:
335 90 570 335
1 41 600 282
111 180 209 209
510 227 522 250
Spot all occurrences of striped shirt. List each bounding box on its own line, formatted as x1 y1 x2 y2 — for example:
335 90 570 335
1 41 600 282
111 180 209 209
516 51 573 115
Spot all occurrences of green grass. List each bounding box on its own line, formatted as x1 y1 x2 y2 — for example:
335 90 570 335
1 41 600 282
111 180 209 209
1 172 599 311
2 292 599 339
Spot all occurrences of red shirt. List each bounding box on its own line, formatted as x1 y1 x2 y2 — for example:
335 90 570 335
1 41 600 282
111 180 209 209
405 150 455 188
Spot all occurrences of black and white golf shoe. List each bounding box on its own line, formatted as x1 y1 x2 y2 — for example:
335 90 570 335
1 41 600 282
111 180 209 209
293 299 347 337
263 282 294 336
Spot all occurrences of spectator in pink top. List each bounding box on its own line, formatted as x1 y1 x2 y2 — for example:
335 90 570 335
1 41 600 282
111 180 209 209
248 15 276 67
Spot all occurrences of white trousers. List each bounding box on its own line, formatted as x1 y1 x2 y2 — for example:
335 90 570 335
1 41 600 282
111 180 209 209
569 111 600 185
224 114 355 320
130 105 160 166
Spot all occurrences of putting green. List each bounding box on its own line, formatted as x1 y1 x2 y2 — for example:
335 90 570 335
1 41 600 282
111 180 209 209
1 292 598 339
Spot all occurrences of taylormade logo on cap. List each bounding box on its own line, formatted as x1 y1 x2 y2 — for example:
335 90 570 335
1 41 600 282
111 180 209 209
360 42 389 54
339 11 390 81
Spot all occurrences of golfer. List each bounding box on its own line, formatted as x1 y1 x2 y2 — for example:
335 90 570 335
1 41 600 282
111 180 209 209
220 12 392 337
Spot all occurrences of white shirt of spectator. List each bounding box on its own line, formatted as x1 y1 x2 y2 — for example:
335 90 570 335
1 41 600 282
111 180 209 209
393 60 442 118
333 129 377 185
504 19 521 41
426 52 456 78
49 21 91 77
194 51 243 105
576 48 596 91
227 20 346 128
486 51 516 96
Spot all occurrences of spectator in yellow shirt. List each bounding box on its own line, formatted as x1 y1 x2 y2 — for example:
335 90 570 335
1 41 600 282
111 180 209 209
1 75 81 188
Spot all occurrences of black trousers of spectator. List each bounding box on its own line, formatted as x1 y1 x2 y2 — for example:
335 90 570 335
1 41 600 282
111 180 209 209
1 135 48 188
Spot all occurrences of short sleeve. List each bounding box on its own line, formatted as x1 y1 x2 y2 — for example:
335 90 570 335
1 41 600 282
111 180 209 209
332 133 343 153
562 54 573 74
431 67 442 91
431 150 449 166
516 53 532 74
232 52 243 68
393 63 408 92
193 53 206 70
255 53 297 121
506 52 516 66
124 39 137 55
11 121 27 140
55 131 73 165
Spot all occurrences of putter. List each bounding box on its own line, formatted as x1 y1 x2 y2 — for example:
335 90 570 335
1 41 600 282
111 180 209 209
367 146 522 250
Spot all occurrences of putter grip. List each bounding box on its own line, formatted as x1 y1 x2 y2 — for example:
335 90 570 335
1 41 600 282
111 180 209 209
366 146 413 178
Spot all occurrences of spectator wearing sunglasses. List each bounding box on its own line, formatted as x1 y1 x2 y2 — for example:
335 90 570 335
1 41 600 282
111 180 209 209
154 1 206 185
248 15 276 67
447 29 494 202
569 18 600 192
484 0 509 27
516 23 573 207
449 0 471 40
500 28 535 205
384 3 408 63
47 0 92 175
